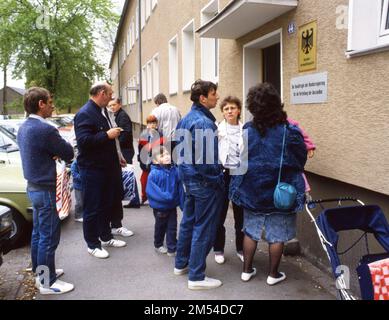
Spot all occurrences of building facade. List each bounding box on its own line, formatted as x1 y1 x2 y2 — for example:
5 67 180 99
110 0 389 291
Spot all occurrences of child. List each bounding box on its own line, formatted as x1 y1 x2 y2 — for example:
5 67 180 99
288 117 316 199
138 114 165 204
146 146 184 256
70 159 83 222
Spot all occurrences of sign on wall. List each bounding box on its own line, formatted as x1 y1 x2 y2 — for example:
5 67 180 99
298 21 317 72
290 72 328 105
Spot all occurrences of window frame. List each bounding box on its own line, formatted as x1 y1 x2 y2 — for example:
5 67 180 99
380 0 389 36
168 35 179 95
181 20 196 92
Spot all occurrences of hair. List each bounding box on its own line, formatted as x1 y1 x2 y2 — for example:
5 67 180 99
113 97 121 104
246 82 287 137
152 146 170 163
220 96 242 120
23 87 51 115
146 114 158 124
89 82 109 96
190 79 218 105
154 93 168 105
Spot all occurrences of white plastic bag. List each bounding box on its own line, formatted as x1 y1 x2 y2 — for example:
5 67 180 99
56 161 72 220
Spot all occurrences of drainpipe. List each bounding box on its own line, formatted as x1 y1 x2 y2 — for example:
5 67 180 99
138 0 143 129
117 49 121 98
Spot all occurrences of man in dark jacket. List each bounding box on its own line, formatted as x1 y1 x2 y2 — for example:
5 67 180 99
74 82 127 259
18 87 74 295
108 98 135 164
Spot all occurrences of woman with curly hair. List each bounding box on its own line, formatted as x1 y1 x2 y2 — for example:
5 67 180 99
229 83 307 286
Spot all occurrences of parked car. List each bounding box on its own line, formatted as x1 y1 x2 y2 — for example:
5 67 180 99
0 205 13 267
0 127 32 247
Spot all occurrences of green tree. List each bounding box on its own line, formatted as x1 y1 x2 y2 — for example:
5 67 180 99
0 0 119 113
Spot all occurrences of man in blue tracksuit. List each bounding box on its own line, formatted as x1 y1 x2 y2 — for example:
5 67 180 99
173 80 225 290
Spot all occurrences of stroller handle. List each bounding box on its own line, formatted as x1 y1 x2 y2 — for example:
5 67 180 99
307 197 364 205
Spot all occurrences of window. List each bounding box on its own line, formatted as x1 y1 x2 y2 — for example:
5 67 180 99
131 18 135 48
126 26 131 55
152 0 158 11
136 6 139 40
141 0 146 30
152 54 160 98
146 0 151 21
122 85 128 106
380 0 389 36
169 36 178 95
142 65 147 102
201 0 219 83
147 60 153 101
182 20 195 92
347 0 389 56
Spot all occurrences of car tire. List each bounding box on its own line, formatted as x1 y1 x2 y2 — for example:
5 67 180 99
10 210 30 248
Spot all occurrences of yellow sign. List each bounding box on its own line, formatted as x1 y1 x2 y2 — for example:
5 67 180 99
298 21 317 72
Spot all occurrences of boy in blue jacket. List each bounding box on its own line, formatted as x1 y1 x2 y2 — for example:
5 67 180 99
70 159 83 222
146 146 184 256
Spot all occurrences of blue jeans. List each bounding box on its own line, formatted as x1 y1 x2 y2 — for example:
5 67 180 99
80 168 115 249
153 209 177 253
175 181 224 281
28 189 61 286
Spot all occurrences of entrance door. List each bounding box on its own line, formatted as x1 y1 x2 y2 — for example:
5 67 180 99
243 29 282 122
263 43 281 95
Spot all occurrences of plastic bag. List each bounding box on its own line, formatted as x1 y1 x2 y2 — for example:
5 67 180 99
56 161 72 220
122 165 140 206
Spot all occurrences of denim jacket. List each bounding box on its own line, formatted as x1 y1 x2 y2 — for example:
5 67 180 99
174 104 223 188
229 122 307 213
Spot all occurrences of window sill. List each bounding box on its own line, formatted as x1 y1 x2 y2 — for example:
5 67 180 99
346 42 389 58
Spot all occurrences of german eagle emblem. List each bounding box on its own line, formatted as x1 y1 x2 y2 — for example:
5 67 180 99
301 28 314 54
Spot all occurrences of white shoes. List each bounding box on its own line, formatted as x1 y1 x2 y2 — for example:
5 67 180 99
101 239 127 248
214 254 225 265
155 246 168 254
39 279 74 295
174 266 189 275
241 268 257 282
188 277 223 290
88 247 110 259
237 252 244 262
112 227 134 237
167 251 176 257
74 218 83 223
34 269 65 289
267 272 286 285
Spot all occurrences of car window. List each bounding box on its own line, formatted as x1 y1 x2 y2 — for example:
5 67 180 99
0 128 19 153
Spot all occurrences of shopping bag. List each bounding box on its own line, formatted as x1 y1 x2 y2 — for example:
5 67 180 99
56 161 72 220
122 165 140 206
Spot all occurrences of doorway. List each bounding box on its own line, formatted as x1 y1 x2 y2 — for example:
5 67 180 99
243 29 282 121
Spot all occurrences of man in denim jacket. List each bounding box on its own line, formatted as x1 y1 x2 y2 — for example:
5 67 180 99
173 80 225 290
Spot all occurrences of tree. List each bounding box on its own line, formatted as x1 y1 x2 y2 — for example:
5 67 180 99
0 0 119 112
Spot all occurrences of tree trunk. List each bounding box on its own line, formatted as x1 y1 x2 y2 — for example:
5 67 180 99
2 64 7 115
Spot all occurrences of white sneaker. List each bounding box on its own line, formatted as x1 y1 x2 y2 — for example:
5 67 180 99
236 252 244 262
39 280 74 295
241 268 257 282
188 277 223 290
34 269 65 289
112 227 134 237
267 272 286 286
174 266 189 275
167 251 176 257
75 218 83 223
214 254 225 265
88 247 110 259
155 246 168 254
101 239 127 248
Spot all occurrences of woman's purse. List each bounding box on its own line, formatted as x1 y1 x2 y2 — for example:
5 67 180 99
273 125 297 210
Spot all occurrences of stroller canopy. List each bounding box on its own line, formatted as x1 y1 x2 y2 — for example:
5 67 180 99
316 205 389 277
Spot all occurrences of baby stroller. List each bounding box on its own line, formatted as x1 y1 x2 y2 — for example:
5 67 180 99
305 197 389 300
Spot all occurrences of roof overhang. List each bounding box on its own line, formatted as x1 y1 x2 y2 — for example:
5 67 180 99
197 0 298 39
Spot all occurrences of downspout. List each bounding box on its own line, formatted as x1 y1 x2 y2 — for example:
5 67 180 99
117 48 121 98
138 0 143 128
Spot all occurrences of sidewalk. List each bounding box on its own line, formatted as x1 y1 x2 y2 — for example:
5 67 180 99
35 159 336 300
